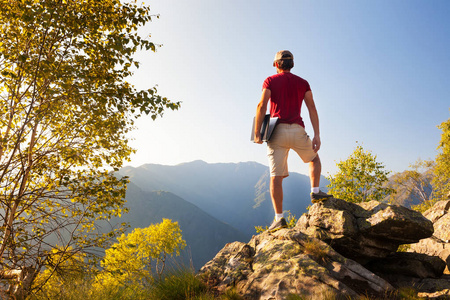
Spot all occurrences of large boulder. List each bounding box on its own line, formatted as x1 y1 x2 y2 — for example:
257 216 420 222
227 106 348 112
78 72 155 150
296 198 434 263
199 228 393 299
409 200 450 273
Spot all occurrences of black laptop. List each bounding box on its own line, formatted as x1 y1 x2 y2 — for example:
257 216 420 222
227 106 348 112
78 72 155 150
251 114 279 142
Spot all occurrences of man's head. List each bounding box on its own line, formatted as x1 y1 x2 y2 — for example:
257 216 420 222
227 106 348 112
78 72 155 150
273 50 294 71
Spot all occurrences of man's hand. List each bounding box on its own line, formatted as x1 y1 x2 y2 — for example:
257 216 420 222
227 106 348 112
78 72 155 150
312 135 321 152
304 91 321 153
254 133 263 144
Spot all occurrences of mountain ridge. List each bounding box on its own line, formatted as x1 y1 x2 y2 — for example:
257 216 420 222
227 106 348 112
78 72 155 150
119 160 328 236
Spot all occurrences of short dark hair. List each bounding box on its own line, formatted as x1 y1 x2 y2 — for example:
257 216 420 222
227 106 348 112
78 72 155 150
275 58 294 70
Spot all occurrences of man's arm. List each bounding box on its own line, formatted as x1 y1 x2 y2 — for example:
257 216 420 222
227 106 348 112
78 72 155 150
254 88 271 144
303 90 321 152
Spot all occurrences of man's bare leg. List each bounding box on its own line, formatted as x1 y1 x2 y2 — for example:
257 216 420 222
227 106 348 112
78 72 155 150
309 155 332 202
270 176 284 214
309 155 321 188
268 175 288 231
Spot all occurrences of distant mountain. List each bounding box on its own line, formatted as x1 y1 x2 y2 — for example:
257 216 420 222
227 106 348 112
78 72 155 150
119 160 329 236
115 182 248 270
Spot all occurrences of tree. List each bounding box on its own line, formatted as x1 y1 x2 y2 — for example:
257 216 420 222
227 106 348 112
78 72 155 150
327 145 394 203
95 219 186 291
433 116 450 201
386 159 435 210
31 246 88 299
380 116 450 212
0 0 180 297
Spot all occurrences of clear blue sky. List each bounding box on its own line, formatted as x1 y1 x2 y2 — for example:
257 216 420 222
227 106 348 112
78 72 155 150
128 0 450 178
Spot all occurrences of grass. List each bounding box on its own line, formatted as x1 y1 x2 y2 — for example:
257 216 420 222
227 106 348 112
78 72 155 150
150 269 245 300
30 267 243 300
149 268 209 300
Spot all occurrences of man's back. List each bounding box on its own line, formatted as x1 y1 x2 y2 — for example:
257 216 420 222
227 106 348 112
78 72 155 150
263 72 311 126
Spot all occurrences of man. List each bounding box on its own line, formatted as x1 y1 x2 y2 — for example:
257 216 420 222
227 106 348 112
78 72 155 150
254 50 332 231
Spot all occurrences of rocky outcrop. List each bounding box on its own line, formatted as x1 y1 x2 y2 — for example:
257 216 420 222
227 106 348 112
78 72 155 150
199 198 450 299
296 198 434 263
199 229 393 299
409 200 450 273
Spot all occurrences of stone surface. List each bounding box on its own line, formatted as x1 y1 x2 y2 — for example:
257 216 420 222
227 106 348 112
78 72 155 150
377 274 450 299
410 200 450 273
417 275 450 299
424 200 450 242
365 252 446 279
199 228 393 299
296 198 434 263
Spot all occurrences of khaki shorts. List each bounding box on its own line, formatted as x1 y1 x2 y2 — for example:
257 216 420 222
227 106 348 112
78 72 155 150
267 123 317 177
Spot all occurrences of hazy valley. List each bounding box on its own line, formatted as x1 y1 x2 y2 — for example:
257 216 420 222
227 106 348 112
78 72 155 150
116 160 329 269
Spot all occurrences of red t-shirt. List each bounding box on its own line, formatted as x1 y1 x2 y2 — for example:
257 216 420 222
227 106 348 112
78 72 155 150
262 72 311 127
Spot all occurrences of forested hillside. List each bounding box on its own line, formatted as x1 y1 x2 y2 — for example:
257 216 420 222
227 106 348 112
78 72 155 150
115 183 248 270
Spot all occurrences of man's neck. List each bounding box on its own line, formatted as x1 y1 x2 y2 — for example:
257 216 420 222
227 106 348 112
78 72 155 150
277 69 291 74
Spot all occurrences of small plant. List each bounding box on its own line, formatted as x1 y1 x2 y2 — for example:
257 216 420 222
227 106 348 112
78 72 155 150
396 286 422 300
254 224 267 234
302 237 330 264
286 211 298 227
397 244 411 252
